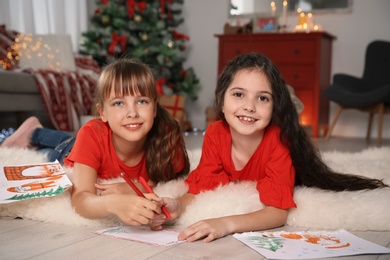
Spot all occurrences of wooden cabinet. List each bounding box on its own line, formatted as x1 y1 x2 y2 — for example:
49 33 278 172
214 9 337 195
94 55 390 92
215 32 336 137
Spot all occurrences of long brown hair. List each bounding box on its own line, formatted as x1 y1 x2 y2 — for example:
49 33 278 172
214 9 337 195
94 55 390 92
215 53 388 191
95 58 190 182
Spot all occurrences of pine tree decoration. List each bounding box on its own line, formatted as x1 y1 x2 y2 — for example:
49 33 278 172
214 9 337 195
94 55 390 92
6 186 67 202
80 0 201 100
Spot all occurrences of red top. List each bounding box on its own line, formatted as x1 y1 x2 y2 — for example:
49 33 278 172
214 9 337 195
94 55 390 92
64 119 184 181
185 121 296 209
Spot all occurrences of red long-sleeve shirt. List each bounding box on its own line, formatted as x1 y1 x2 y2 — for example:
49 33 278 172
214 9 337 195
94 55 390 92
64 119 184 181
185 121 296 209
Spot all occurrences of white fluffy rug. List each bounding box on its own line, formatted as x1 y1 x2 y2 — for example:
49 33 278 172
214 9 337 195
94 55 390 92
0 146 389 231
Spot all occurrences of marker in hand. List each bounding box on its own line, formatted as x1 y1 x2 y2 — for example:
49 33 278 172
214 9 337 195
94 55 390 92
120 172 145 197
139 176 172 220
121 173 172 220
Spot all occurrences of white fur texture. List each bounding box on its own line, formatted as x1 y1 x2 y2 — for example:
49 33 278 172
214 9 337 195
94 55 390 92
0 146 389 231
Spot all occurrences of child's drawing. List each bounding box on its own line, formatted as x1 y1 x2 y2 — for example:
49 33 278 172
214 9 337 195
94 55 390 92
4 163 63 180
233 229 390 259
7 180 56 193
248 236 284 252
0 161 72 203
279 231 351 249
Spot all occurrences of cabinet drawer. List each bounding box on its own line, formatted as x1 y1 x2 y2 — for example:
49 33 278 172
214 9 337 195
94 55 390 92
257 41 316 63
278 65 315 87
219 42 254 64
221 40 316 63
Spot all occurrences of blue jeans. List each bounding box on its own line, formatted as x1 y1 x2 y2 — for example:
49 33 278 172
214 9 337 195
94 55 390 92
30 128 75 164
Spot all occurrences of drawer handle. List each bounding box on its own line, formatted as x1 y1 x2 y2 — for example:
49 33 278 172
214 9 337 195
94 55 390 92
294 49 300 54
294 74 299 79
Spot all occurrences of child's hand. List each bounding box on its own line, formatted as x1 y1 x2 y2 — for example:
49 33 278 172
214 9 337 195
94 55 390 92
149 214 167 231
95 182 137 195
160 197 181 219
110 194 163 226
149 197 181 230
178 218 229 243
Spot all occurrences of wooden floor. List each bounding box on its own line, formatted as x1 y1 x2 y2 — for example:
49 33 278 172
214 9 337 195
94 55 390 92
1 217 389 260
1 135 390 260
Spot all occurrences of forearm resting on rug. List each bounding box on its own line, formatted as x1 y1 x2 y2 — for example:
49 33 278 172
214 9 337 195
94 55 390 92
70 162 114 219
71 190 163 226
178 206 288 243
70 162 161 225
71 190 118 219
226 206 288 234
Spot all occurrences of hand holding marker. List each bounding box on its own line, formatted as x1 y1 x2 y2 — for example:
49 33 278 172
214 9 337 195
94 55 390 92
139 176 172 220
120 173 171 220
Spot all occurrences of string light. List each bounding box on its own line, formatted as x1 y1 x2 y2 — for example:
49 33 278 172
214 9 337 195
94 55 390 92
294 11 322 32
4 33 63 71
270 1 276 16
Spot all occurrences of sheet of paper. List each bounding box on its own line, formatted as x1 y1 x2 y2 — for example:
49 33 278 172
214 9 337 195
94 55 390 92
95 226 184 247
233 229 390 259
0 160 72 204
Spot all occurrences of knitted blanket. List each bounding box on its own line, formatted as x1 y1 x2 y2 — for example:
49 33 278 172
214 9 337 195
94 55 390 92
24 55 100 132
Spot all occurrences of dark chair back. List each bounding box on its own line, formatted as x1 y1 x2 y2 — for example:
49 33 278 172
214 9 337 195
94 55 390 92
325 40 390 145
363 41 390 89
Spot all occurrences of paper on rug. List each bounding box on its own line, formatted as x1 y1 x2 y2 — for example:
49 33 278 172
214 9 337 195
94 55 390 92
233 229 390 259
95 225 184 247
0 161 72 204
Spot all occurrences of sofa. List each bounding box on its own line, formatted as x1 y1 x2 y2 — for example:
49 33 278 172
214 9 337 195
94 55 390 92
0 70 52 129
0 58 100 131
0 70 41 111
1 25 49 128
1 24 101 131
0 59 101 131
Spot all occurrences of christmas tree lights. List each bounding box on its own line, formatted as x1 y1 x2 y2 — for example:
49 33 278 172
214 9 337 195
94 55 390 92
79 0 200 100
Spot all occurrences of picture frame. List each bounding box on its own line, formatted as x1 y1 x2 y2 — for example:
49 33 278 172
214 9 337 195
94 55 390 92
252 14 278 33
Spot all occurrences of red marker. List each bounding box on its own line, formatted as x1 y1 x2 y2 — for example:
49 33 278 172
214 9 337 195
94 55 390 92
139 176 172 220
121 172 145 197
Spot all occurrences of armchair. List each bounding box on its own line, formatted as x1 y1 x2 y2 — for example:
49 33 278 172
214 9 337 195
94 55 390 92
325 40 390 145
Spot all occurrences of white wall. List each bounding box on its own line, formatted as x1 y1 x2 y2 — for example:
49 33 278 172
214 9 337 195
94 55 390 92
178 0 226 131
181 0 390 139
84 0 390 137
1 0 88 53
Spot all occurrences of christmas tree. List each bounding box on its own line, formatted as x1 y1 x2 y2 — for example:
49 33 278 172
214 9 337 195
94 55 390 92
79 0 201 100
